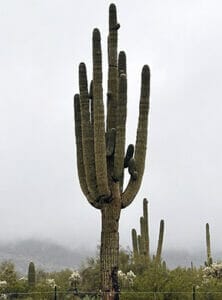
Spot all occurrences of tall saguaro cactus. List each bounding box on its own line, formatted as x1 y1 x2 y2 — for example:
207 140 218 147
74 4 150 299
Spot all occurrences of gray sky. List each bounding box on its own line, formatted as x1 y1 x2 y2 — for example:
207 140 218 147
1 0 222 254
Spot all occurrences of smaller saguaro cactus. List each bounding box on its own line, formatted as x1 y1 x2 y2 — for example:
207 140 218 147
28 262 36 288
131 198 165 265
155 219 164 265
205 223 213 266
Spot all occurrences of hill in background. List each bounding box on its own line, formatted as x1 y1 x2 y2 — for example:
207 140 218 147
0 239 92 275
0 239 222 274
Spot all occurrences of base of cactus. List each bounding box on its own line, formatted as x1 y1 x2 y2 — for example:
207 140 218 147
100 183 121 300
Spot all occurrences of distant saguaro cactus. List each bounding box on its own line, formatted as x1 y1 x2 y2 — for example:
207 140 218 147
205 223 213 266
28 262 36 288
131 199 165 265
74 4 150 299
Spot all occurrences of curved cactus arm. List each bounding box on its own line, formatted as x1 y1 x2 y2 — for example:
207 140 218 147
121 65 150 208
107 3 119 131
124 144 134 168
113 72 127 181
79 63 98 201
155 219 164 264
128 158 138 181
92 29 110 199
74 94 101 209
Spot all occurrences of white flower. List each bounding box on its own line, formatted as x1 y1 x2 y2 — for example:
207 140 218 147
126 270 136 279
203 262 222 279
69 270 81 282
46 278 56 288
118 270 127 280
19 277 27 281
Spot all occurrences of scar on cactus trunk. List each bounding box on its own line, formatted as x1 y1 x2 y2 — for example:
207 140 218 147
74 4 150 299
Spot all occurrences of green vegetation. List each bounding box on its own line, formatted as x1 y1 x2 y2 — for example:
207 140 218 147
2 253 222 299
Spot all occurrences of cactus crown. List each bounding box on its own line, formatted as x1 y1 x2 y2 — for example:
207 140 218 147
74 3 150 209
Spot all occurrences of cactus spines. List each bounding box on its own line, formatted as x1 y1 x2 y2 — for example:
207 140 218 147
74 4 150 298
205 223 213 266
28 262 36 288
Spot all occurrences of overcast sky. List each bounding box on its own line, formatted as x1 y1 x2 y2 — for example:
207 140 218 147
1 0 222 256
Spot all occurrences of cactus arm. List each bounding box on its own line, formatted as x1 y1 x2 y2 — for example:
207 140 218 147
79 63 98 200
107 3 119 131
106 128 116 157
74 94 101 209
155 219 164 264
92 29 110 199
124 144 134 168
89 80 94 125
137 234 142 256
113 72 127 181
131 228 138 258
121 65 150 208
118 51 126 76
128 158 138 180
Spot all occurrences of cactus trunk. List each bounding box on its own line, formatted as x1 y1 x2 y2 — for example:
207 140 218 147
100 183 121 299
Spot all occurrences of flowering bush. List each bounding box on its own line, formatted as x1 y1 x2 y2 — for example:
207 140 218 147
46 278 56 288
203 262 222 279
118 270 136 288
69 270 81 287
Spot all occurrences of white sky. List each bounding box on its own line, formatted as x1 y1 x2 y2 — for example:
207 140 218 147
1 0 222 255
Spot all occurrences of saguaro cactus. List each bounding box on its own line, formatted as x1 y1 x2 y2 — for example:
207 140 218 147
28 261 36 288
131 199 165 265
74 4 150 299
155 219 164 265
205 223 213 266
